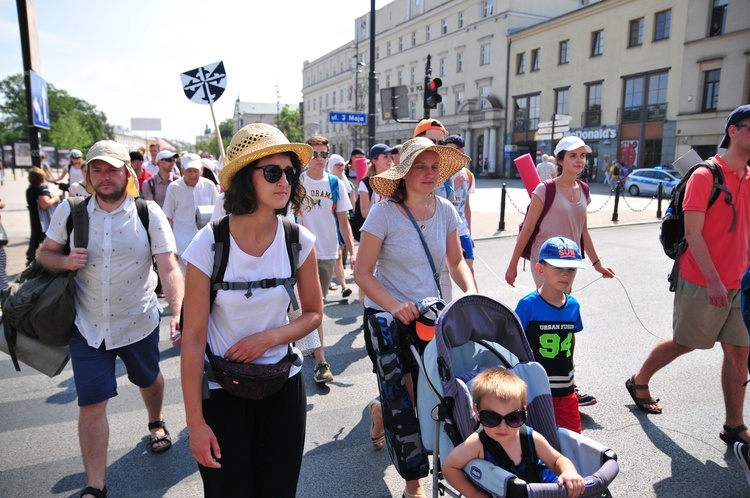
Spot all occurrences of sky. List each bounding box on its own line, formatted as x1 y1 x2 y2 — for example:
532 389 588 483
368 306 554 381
0 0 390 144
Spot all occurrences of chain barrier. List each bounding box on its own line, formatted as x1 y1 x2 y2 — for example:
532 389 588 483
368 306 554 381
505 191 529 215
619 194 657 212
503 185 658 216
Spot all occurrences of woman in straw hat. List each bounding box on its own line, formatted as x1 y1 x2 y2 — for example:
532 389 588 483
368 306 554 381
354 137 477 498
180 123 323 497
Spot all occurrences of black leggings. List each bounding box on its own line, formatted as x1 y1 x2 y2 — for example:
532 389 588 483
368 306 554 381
198 372 306 497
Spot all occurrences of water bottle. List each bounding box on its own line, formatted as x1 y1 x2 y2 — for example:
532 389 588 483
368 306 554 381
663 207 674 220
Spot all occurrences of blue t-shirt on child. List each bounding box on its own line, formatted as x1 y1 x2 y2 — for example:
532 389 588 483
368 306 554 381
515 291 583 397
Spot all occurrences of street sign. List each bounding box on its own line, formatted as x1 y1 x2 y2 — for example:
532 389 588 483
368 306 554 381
537 125 570 134
537 120 571 129
535 132 565 141
380 85 410 120
328 112 367 124
554 114 573 121
29 70 50 130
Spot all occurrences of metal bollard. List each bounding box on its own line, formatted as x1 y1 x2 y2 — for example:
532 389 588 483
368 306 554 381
656 182 663 219
612 182 620 222
498 183 506 231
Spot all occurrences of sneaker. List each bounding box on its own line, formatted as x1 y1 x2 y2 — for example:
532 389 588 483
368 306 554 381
575 386 597 406
314 362 334 383
734 442 750 487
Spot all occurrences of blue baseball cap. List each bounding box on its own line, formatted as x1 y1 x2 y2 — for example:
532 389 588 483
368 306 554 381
720 104 750 149
369 143 394 159
538 236 586 269
444 135 465 148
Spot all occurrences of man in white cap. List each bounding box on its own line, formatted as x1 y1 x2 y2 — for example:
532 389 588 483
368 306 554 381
142 150 179 208
163 153 219 270
37 140 184 498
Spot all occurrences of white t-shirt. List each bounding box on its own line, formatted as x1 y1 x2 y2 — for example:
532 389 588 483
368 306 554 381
451 168 475 237
163 177 219 254
358 178 385 205
537 161 556 181
182 217 316 381
298 172 353 260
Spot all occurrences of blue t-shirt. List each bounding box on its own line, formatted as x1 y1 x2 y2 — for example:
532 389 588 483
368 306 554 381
515 291 583 397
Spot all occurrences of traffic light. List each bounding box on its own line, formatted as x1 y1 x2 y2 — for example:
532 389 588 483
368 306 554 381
424 78 443 109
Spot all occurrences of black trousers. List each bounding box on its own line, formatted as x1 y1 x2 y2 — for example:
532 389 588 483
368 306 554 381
198 372 306 497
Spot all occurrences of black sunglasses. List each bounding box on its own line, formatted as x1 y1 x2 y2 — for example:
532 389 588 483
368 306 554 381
254 164 300 184
477 409 526 428
161 158 175 163
312 151 330 159
428 138 446 146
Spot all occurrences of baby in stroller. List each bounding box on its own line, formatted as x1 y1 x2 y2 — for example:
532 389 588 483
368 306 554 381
443 368 585 497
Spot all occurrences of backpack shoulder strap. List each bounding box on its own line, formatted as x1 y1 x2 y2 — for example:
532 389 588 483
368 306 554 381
702 159 726 209
135 198 151 247
539 179 556 219
209 215 231 307
576 179 590 200
66 196 90 249
281 217 301 310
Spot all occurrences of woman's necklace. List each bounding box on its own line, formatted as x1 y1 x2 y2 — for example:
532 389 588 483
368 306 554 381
419 194 433 231
558 181 578 202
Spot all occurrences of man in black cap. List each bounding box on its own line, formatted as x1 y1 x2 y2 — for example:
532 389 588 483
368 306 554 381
628 105 750 448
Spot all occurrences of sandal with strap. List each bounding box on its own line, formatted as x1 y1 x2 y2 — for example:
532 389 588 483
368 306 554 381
80 486 107 498
625 374 662 414
720 424 750 446
368 400 385 450
148 420 173 453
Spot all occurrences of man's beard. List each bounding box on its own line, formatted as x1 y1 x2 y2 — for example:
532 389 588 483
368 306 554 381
95 182 127 202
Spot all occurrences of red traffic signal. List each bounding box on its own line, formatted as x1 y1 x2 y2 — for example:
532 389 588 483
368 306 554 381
424 78 443 109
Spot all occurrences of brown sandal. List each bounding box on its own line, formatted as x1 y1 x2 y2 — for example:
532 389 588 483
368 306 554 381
625 374 662 414
720 424 750 446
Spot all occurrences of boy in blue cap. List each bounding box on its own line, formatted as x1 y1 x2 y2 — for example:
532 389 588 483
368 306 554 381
515 236 587 433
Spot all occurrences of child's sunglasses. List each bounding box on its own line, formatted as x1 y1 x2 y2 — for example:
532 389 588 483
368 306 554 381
477 409 526 428
254 165 300 184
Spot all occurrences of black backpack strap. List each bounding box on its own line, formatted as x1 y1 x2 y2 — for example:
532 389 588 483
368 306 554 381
702 159 736 232
209 216 231 308
281 217 301 310
135 198 151 246
65 196 90 250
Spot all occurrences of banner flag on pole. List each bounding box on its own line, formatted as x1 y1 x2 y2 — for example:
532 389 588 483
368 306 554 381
180 61 227 105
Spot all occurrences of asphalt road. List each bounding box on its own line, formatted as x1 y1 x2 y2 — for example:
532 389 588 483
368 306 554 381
1 224 748 497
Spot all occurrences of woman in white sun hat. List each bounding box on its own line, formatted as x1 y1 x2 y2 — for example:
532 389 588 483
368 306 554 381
354 136 477 498
180 123 323 497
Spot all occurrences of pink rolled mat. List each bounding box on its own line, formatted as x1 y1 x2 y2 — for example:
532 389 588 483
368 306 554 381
513 153 542 196
354 157 369 185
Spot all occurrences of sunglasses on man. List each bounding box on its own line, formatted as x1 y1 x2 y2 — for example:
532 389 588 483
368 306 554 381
477 408 527 428
312 151 330 159
254 164 300 184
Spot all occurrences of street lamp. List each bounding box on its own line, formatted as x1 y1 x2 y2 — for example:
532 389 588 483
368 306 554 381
353 58 366 148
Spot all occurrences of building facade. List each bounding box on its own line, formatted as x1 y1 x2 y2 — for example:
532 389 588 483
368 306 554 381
233 100 293 133
507 0 748 181
302 0 586 174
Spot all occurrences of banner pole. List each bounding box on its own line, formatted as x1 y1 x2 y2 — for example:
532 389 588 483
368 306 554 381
209 103 225 159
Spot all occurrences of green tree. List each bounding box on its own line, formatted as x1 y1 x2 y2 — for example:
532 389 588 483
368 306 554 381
277 105 304 142
0 73 113 149
196 118 233 158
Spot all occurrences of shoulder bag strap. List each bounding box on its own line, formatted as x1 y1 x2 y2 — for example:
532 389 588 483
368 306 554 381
401 203 442 299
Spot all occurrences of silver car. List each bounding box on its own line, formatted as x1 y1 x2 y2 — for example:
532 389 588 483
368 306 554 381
624 168 682 197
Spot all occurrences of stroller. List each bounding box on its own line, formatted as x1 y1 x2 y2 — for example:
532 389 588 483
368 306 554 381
413 294 619 497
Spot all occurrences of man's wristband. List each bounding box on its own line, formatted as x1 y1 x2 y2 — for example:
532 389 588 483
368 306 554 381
592 258 601 267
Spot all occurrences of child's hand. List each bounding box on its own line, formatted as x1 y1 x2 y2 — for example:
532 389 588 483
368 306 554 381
558 470 585 497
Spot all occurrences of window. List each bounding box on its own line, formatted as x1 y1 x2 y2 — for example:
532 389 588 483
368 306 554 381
410 100 416 120
622 72 669 122
585 82 602 127
455 91 464 113
531 48 540 71
410 66 416 85
654 9 671 41
411 31 417 47
325 94 329 107
398 71 403 86
385 75 390 88
559 40 570 64
386 42 391 56
483 0 494 18
456 53 464 73
529 94 540 130
513 94 540 131
318 96 322 109
555 88 570 116
340 89 343 103
622 76 644 122
514 97 527 131
591 30 604 56
516 52 525 74
458 11 465 28
398 37 403 51
629 18 644 47
439 58 446 77
702 69 721 112
710 0 727 37
426 26 431 41
480 85 491 110
441 19 448 35
481 43 491 65
332 91 336 106
647 72 668 119
376 46 380 60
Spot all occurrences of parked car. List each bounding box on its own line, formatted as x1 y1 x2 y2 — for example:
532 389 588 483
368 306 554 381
624 168 682 197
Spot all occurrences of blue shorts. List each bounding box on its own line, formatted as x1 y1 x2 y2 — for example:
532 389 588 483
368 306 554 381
460 234 475 260
69 325 161 406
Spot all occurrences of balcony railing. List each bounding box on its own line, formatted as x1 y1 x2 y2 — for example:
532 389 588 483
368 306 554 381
513 117 540 133
618 103 668 123
581 109 601 128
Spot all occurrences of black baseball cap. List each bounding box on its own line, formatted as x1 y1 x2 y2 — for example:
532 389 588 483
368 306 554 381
720 104 750 149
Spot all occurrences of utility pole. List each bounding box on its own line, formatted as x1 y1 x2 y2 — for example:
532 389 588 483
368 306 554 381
16 0 43 167
367 0 376 151
423 55 432 120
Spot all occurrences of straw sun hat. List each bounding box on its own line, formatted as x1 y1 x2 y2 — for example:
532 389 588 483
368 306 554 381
219 123 313 190
370 137 470 198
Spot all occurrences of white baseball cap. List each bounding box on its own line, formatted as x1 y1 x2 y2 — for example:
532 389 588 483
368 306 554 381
554 136 592 156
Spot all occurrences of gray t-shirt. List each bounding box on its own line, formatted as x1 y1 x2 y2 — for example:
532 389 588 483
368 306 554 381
362 196 460 310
